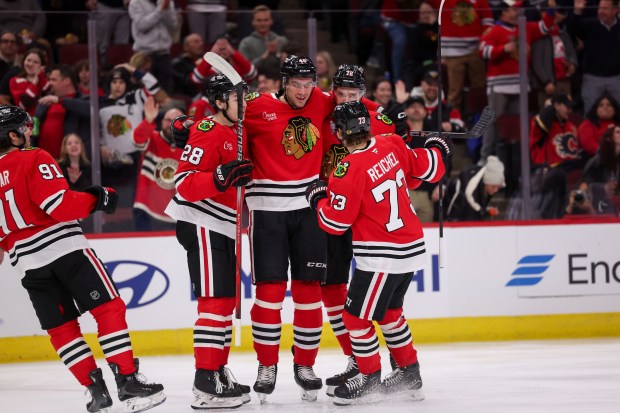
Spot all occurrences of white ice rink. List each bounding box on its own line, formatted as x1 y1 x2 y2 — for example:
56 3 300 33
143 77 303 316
1 338 619 413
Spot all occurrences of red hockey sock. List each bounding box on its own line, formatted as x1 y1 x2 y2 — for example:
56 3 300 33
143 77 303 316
321 283 352 356
48 319 97 386
342 311 381 375
378 308 418 367
195 296 235 370
90 297 134 375
250 282 286 366
291 280 323 366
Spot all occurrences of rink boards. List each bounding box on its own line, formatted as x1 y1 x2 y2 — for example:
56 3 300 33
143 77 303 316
1 220 619 362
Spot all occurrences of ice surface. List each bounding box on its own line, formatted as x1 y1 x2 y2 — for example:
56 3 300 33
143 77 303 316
1 339 619 413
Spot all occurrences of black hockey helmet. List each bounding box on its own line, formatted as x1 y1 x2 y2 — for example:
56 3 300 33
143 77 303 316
205 74 248 107
280 55 317 83
332 101 371 137
0 105 31 149
332 64 366 91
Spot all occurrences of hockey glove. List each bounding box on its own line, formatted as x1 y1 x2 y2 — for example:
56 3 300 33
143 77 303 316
213 159 254 192
171 115 194 147
84 185 118 214
424 135 453 159
305 179 328 211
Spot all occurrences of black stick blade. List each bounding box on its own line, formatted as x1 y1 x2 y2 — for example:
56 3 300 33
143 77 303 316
467 106 496 139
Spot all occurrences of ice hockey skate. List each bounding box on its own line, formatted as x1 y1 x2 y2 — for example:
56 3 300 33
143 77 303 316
380 362 425 401
191 368 243 410
86 368 113 413
325 355 359 397
253 363 277 403
109 358 166 412
219 366 251 404
293 363 323 402
333 370 382 406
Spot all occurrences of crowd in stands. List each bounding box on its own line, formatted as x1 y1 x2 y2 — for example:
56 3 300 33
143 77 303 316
0 0 619 231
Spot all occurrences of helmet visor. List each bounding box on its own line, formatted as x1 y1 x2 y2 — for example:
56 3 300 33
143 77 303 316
18 114 33 134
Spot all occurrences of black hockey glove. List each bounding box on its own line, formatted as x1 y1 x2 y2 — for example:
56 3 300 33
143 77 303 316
84 185 118 214
171 115 194 147
305 179 328 211
213 159 254 192
424 135 453 159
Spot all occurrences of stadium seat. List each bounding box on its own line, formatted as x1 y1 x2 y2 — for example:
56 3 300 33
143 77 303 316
58 43 90 66
106 44 134 67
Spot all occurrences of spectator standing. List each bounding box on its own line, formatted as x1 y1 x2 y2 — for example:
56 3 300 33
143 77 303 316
57 133 92 191
132 97 183 231
238 5 287 65
191 36 257 87
380 0 417 82
478 0 554 163
128 0 180 93
0 31 20 82
93 0 131 67
36 64 91 159
186 0 228 45
171 33 205 98
237 0 285 40
445 155 506 220
569 0 620 113
315 50 336 92
434 0 493 108
530 7 577 109
9 49 49 115
74 59 104 97
0 0 46 42
0 105 166 413
578 94 620 157
407 2 439 88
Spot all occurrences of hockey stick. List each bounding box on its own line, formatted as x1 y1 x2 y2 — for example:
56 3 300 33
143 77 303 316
203 52 245 347
437 0 447 269
409 106 496 140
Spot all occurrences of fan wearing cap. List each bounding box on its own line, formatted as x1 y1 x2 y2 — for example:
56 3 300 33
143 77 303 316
478 0 556 163
445 155 506 221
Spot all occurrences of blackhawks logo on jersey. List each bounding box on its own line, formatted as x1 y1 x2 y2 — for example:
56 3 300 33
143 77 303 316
452 1 477 26
333 161 349 178
321 144 348 179
281 116 320 159
245 92 260 101
197 119 215 132
154 158 179 190
107 114 132 137
376 114 393 125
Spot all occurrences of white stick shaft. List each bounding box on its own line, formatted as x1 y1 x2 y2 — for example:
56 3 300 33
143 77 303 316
234 318 242 347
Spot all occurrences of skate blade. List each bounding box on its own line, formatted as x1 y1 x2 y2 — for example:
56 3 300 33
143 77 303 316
333 392 382 406
381 388 425 402
191 393 243 410
240 393 251 404
122 391 166 413
299 388 319 402
326 385 337 397
257 392 268 404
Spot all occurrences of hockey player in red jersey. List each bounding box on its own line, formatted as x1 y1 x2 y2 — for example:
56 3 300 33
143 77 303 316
164 75 254 409
320 64 402 396
243 55 338 403
306 101 452 405
0 105 166 413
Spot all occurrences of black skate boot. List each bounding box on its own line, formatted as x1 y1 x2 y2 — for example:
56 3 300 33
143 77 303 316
380 362 424 401
192 368 243 410
253 363 277 404
219 366 251 404
325 355 359 397
86 368 113 413
293 363 323 402
109 358 166 412
333 369 382 406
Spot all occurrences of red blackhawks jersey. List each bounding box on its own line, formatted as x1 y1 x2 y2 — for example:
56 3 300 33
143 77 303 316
188 96 215 119
0 148 97 275
432 0 494 56
320 110 396 180
243 88 335 211
132 120 182 222
480 14 553 94
165 118 247 239
191 51 257 86
316 135 445 273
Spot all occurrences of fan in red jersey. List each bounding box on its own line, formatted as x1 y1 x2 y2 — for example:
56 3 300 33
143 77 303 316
306 101 451 406
165 74 253 410
0 105 165 413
